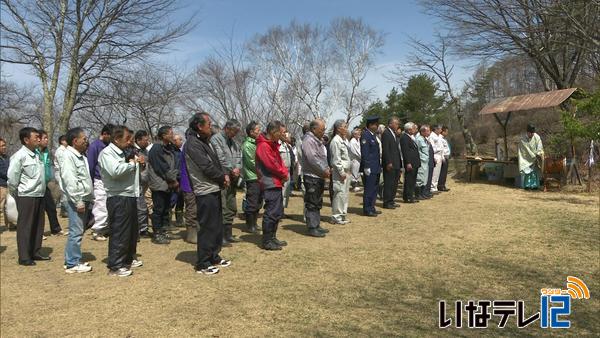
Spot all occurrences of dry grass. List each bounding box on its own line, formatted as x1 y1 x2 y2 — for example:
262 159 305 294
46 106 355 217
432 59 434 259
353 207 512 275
1 178 598 337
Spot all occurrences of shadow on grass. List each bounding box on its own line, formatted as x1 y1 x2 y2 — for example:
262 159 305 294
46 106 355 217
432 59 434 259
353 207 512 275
81 252 97 262
526 195 597 206
281 223 308 236
39 247 53 256
238 234 262 248
175 250 196 266
0 245 6 254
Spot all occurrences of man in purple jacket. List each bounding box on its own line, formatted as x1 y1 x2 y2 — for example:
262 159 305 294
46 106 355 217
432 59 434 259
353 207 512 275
88 124 114 241
180 129 197 244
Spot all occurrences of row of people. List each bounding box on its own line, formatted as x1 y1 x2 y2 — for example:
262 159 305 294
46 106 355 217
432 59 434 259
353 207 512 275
3 112 452 276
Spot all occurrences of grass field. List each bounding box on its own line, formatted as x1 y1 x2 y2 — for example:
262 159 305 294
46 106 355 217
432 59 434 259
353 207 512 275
1 177 598 337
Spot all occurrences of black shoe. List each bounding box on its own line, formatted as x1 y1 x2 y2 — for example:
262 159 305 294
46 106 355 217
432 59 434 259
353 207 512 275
383 205 396 209
18 260 36 266
316 226 329 234
152 233 171 245
32 255 51 261
273 237 288 246
375 210 382 214
438 187 450 192
139 230 152 238
308 228 326 237
364 211 377 217
403 199 417 204
262 241 282 250
245 213 258 233
221 239 232 247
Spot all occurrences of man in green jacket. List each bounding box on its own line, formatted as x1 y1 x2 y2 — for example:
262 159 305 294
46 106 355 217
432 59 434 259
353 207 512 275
7 127 47 266
242 121 262 233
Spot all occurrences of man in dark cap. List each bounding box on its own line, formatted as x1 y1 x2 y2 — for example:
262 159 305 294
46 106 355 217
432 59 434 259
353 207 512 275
360 116 381 216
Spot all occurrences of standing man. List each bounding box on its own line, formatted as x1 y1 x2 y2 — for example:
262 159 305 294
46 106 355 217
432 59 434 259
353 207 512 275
7 128 47 265
400 123 420 203
185 112 231 274
61 127 94 274
381 117 402 209
54 135 69 218
429 125 444 193
88 124 115 241
438 126 451 192
518 124 544 190
0 137 13 230
180 128 197 243
242 121 262 234
301 119 331 237
211 119 242 246
256 121 289 249
279 131 293 210
99 126 143 277
172 133 185 228
415 125 431 200
134 130 151 238
37 130 65 236
360 116 381 217
348 127 362 192
329 120 352 225
147 126 180 245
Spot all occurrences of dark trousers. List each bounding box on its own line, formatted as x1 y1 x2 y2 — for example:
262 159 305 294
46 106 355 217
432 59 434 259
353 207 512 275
426 161 434 194
151 190 171 233
303 175 324 229
438 159 449 189
175 191 184 212
403 168 417 201
262 188 283 243
245 180 263 215
107 196 138 270
363 172 379 213
16 196 45 261
383 168 401 206
44 187 62 233
196 192 223 269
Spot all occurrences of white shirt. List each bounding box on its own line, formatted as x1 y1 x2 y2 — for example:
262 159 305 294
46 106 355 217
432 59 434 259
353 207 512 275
429 132 443 155
349 137 361 161
440 135 451 157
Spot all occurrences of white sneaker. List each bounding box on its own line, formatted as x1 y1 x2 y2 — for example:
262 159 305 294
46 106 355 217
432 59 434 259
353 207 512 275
130 259 143 268
92 232 107 241
65 264 92 274
64 262 90 269
108 267 132 277
214 259 231 268
196 266 219 275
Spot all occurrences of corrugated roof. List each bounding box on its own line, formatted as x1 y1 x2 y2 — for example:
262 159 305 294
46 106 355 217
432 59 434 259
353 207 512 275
479 88 577 115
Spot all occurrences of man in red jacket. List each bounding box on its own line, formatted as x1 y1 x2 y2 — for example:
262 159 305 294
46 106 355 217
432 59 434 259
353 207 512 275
255 121 289 250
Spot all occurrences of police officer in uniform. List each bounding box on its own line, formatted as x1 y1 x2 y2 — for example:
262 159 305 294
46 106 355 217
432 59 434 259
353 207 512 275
360 116 381 217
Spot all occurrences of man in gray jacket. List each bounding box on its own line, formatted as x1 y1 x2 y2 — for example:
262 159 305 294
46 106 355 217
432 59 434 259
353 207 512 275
329 120 352 224
301 119 331 237
148 126 180 245
210 119 242 246
60 127 94 273
7 127 46 266
185 112 231 275
99 126 144 277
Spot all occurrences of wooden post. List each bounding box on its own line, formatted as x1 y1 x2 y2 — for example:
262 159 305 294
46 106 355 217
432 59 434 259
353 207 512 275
493 112 512 159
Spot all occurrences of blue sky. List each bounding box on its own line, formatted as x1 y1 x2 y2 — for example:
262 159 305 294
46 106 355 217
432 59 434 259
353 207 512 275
3 0 475 103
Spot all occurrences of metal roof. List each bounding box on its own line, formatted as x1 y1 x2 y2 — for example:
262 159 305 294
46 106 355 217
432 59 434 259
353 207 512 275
479 88 577 115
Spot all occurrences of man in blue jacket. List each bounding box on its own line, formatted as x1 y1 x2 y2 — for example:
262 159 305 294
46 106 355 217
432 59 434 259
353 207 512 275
360 116 381 217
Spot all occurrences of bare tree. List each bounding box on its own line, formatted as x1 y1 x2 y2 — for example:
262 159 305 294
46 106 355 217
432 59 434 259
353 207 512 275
1 0 195 147
420 0 598 91
74 64 191 139
400 34 478 154
0 78 42 152
249 21 334 120
329 17 385 124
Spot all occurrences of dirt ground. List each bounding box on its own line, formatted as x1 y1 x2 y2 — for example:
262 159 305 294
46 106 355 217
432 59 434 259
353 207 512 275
1 177 598 337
